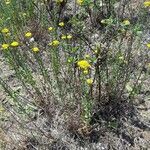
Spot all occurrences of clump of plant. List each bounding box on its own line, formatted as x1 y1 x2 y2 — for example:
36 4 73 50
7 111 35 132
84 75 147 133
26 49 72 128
0 0 149 149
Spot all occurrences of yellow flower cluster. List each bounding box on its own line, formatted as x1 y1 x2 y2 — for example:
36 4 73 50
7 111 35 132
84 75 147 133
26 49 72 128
1 41 19 49
77 0 84 5
49 40 60 46
10 41 19 47
48 27 53 31
147 43 150 48
86 78 93 85
122 20 130 26
77 60 93 85
77 60 91 69
25 32 32 38
5 0 11 5
61 34 72 40
59 22 64 27
2 44 9 50
144 1 150 7
32 47 39 52
83 69 88 74
85 54 90 59
61 35 67 40
1 28 9 33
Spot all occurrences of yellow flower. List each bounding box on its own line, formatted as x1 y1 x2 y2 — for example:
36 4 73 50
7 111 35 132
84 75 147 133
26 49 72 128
85 54 90 59
122 20 130 26
77 60 91 69
67 34 72 39
48 27 53 31
59 22 64 27
61 35 67 39
5 0 11 5
25 32 32 38
32 47 39 52
10 41 19 47
144 1 150 7
1 28 9 33
146 43 150 48
49 40 60 46
55 0 63 3
86 78 93 85
83 69 88 75
77 0 84 5
2 44 9 50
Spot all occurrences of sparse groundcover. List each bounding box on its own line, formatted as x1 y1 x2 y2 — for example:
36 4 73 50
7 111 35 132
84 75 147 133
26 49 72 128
0 0 150 149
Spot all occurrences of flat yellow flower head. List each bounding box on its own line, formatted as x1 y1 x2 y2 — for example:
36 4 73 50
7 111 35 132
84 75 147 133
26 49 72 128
144 1 150 7
32 47 39 52
56 0 63 3
5 0 11 5
67 35 72 39
61 35 67 40
59 22 65 27
10 41 19 47
25 32 32 38
77 0 84 5
77 60 91 69
49 40 60 46
86 78 93 85
1 28 9 33
122 20 130 26
2 44 9 50
83 69 88 75
85 54 90 59
48 27 53 31
146 43 150 48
